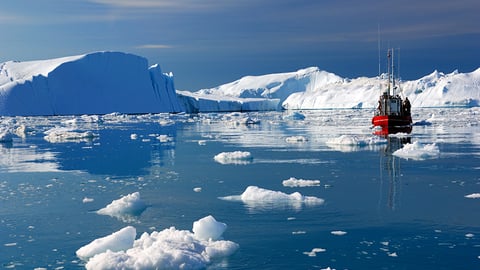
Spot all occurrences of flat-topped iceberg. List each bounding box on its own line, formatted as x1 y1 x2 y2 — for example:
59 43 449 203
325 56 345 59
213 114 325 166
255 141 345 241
0 51 183 116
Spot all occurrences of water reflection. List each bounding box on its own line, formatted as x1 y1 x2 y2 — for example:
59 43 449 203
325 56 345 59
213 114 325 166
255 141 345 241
0 143 61 172
378 136 411 210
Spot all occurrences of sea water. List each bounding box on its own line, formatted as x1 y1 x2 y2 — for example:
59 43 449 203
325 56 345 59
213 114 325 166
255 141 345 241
1 108 479 269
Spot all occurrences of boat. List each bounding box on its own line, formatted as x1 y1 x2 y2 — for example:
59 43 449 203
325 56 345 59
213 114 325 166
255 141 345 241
372 48 412 135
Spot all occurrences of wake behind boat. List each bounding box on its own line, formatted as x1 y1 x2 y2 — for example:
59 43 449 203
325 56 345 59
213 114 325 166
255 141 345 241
372 49 412 135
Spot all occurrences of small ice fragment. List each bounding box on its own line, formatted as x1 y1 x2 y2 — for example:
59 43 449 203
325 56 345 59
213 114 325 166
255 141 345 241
82 197 94 203
214 151 253 165
465 193 480 199
303 247 326 257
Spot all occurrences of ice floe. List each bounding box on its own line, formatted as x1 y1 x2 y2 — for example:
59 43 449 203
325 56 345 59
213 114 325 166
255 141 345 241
97 192 147 222
303 247 326 257
465 193 480 199
0 128 14 143
331 230 347 236
282 177 321 187
326 135 387 152
285 136 308 143
392 141 440 160
219 185 324 211
44 127 98 143
76 216 238 270
213 151 253 165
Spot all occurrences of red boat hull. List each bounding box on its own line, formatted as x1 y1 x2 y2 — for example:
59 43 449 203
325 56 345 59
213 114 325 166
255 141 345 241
372 115 412 128
372 115 412 135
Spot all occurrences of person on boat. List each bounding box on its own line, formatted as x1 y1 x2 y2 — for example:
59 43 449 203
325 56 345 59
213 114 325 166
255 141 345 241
403 97 411 116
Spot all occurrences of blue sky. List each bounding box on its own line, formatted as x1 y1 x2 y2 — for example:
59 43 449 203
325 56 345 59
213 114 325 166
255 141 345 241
1 0 479 90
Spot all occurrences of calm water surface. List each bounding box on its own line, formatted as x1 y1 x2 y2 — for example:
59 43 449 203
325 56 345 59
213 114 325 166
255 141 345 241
1 108 479 269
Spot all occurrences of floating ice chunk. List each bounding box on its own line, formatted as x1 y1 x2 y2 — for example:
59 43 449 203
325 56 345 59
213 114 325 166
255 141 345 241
130 133 138 140
388 252 398 257
78 216 238 270
97 192 147 221
214 151 253 165
413 119 432 126
331 230 347 236
283 111 305 120
76 226 136 261
285 136 308 143
282 177 320 187
220 186 324 211
82 197 94 203
44 127 98 143
192 215 227 241
157 134 173 143
465 193 480 199
193 187 202 192
0 128 13 143
327 135 386 146
465 233 475 238
393 141 440 160
303 247 326 257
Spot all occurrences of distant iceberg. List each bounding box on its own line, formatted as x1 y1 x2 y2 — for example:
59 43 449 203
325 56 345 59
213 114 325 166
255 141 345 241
180 67 480 112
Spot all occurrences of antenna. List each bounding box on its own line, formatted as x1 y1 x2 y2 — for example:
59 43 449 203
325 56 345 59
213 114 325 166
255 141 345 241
377 24 381 77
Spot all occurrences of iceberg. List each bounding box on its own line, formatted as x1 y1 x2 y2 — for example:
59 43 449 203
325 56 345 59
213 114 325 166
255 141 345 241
0 51 183 116
1 51 479 115
181 67 480 112
76 216 238 270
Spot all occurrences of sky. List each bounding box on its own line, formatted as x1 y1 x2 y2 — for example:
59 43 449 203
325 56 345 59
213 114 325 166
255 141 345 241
1 0 479 90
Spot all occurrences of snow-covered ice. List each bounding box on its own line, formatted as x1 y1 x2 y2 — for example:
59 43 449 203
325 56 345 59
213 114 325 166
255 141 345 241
282 177 321 187
192 215 227 241
392 141 440 160
214 151 253 165
0 52 182 116
465 193 480 199
97 192 147 221
331 231 347 236
180 66 480 113
1 51 479 116
219 185 324 211
43 127 98 143
76 226 136 261
76 216 238 270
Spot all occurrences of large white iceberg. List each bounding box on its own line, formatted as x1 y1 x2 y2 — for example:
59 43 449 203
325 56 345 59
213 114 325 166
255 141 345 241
180 67 480 112
0 51 183 116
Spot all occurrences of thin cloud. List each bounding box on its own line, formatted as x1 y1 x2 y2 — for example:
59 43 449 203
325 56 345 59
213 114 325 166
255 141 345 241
136 44 173 49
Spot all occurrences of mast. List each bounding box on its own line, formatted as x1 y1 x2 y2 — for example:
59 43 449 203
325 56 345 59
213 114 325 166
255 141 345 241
391 49 395 96
387 49 391 95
